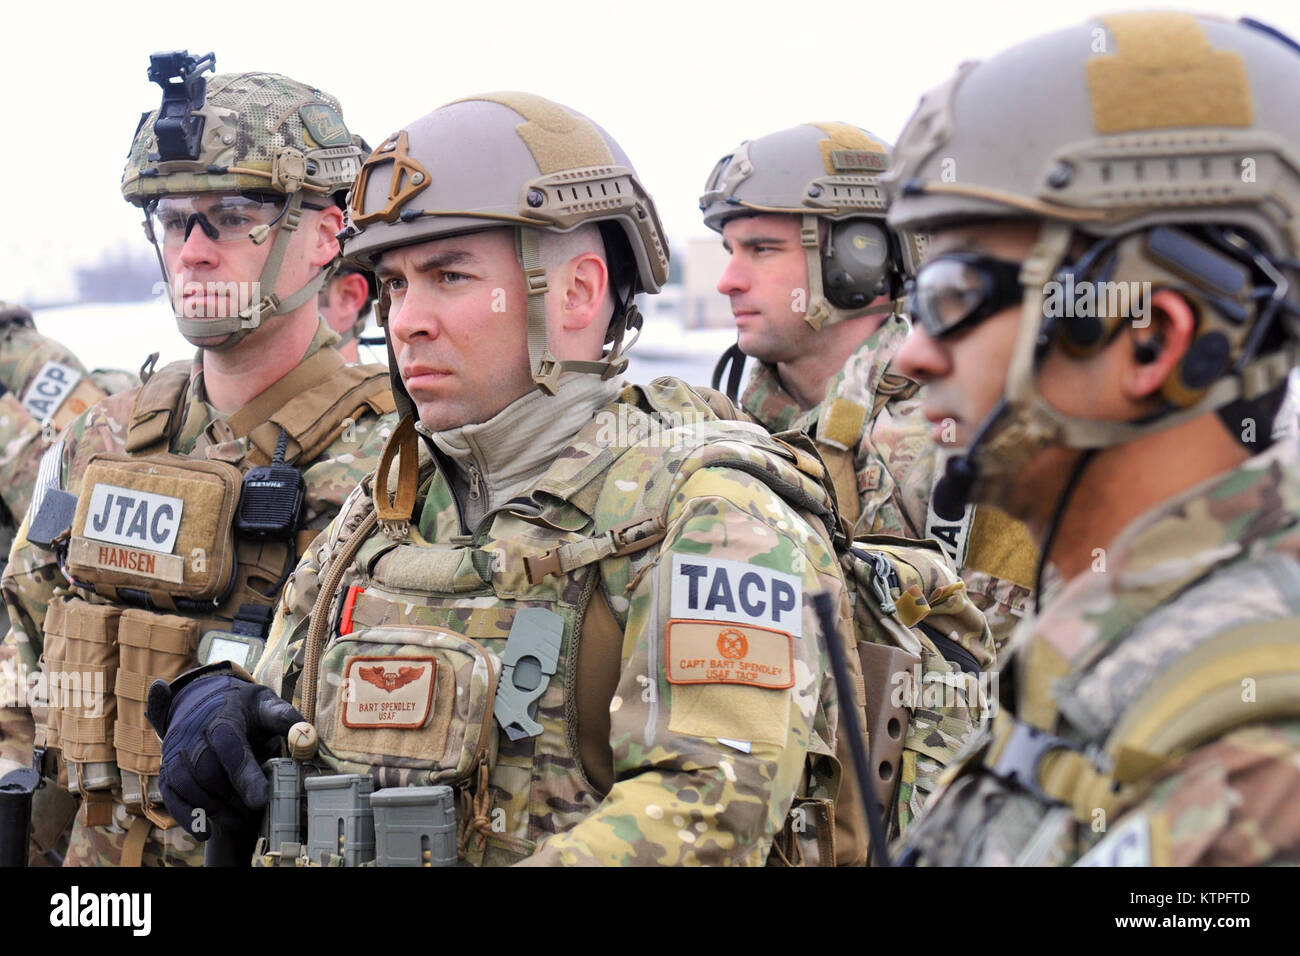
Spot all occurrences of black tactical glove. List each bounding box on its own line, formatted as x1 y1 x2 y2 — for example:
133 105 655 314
146 662 303 842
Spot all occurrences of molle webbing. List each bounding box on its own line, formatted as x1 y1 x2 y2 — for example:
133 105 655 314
44 598 121 771
113 609 197 829
124 361 192 454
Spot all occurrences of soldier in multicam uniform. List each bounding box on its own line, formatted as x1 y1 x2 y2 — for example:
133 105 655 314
701 123 1038 651
883 11 1300 865
0 53 397 866
147 92 864 867
0 304 137 863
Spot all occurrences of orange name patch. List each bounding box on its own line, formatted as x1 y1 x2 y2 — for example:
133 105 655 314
665 620 794 689
342 656 436 729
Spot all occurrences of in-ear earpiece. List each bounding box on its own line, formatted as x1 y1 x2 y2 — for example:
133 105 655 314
1133 337 1162 364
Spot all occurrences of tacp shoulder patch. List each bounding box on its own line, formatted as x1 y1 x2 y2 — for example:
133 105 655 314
22 361 82 421
670 554 802 636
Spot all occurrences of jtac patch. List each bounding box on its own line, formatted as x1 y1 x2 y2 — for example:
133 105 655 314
21 361 82 420
342 656 436 729
666 620 794 689
81 483 183 554
670 555 802 636
299 104 351 147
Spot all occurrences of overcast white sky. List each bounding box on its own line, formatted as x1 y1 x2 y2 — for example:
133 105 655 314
2 0 1296 304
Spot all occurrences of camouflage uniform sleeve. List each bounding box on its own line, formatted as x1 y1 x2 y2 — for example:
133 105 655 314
1117 720 1300 866
1 402 110 668
523 467 844 866
0 640 35 776
0 392 51 521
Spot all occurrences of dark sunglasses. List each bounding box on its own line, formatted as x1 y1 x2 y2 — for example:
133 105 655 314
907 252 1024 340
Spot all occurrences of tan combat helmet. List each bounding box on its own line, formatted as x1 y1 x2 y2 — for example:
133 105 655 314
883 12 1300 509
701 122 924 330
343 92 669 402
122 51 363 348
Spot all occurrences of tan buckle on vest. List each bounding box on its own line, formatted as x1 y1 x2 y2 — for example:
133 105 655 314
524 514 667 586
524 549 563 586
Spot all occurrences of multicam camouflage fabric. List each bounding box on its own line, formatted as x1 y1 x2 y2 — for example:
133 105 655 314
257 378 850 865
1 320 396 866
122 72 357 203
740 313 1033 649
897 439 1300 866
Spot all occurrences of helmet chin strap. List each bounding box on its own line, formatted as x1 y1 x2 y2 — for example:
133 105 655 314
164 191 330 351
517 227 638 395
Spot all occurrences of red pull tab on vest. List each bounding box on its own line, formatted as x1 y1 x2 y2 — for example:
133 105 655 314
339 585 363 635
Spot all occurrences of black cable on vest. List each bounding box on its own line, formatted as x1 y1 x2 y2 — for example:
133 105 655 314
1032 449 1097 615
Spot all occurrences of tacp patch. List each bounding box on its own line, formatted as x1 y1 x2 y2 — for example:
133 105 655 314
670 555 802 636
924 470 972 566
21 361 82 421
342 656 436 729
666 620 794 689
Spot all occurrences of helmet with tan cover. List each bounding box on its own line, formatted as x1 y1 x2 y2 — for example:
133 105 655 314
342 92 669 398
123 51 363 348
883 12 1300 512
700 122 922 330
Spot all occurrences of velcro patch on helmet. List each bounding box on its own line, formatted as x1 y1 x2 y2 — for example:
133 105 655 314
299 104 351 148
1088 13 1253 133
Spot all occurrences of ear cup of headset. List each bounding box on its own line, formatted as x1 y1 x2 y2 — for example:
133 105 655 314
822 219 892 310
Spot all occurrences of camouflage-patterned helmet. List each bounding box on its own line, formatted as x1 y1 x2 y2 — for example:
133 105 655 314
343 92 669 395
700 123 920 330
123 52 363 349
882 12 1300 505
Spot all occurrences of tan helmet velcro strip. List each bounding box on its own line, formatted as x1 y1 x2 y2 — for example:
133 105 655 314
813 122 888 175
1088 13 1253 134
460 92 615 173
